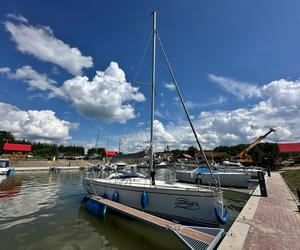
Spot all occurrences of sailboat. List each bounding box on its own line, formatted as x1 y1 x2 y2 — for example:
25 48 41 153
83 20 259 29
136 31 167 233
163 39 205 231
83 11 227 226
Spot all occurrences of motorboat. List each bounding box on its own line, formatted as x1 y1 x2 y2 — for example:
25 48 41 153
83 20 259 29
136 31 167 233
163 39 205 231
221 161 260 179
176 166 251 188
0 159 14 176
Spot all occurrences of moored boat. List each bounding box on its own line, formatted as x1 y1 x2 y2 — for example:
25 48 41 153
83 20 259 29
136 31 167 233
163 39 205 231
83 176 224 226
222 160 260 179
176 166 251 188
0 159 14 176
83 11 227 226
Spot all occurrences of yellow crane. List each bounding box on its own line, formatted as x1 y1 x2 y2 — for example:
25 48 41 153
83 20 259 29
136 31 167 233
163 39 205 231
236 128 276 164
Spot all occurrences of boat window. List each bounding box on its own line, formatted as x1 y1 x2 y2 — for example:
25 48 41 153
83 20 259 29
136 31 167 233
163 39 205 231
0 161 8 167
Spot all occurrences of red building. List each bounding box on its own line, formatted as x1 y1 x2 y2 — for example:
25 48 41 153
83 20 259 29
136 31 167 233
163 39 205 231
277 142 300 164
105 151 117 157
104 151 117 162
277 143 300 153
2 143 32 159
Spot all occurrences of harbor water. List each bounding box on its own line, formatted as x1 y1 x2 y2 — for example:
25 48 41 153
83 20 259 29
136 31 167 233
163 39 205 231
0 170 248 250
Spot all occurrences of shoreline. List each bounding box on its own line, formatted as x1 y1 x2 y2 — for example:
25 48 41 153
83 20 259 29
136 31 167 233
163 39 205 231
9 159 91 168
218 171 300 249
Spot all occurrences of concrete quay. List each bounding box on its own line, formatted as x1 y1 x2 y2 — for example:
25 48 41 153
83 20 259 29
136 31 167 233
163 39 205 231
218 172 300 250
9 159 90 171
13 166 86 172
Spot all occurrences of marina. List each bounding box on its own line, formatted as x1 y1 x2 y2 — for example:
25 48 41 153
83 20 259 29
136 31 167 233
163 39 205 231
0 170 244 250
1 161 300 249
1 2 300 250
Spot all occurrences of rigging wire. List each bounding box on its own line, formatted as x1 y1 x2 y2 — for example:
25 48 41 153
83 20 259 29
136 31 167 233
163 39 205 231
156 32 218 187
133 31 152 84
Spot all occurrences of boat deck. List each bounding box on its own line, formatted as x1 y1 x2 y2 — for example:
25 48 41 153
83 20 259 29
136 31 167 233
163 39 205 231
88 194 224 250
90 177 219 193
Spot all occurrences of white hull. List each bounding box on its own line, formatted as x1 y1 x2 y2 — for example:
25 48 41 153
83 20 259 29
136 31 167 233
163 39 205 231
0 175 6 183
219 167 259 179
0 167 9 175
83 177 223 226
176 170 250 188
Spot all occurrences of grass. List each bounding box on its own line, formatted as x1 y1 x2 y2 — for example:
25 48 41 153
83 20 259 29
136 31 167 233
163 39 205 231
282 169 300 197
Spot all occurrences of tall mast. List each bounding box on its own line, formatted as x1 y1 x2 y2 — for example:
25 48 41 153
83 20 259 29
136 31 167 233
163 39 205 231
149 11 157 186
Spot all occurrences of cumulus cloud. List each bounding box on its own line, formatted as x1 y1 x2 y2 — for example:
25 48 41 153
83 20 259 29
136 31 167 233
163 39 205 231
0 102 74 143
261 79 300 108
0 67 11 73
153 120 175 143
119 77 300 152
120 120 175 152
0 62 145 123
4 18 93 75
58 62 145 123
208 74 261 99
0 65 57 91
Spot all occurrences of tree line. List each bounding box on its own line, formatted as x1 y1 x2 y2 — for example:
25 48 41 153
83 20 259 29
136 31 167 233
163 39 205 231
0 131 86 158
168 142 280 163
1 130 282 161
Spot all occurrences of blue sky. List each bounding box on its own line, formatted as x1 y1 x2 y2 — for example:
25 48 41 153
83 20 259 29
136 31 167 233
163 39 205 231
1 0 300 152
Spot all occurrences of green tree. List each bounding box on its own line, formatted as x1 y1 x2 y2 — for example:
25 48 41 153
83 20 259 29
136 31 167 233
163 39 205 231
0 131 15 143
87 147 105 157
0 131 16 152
170 149 183 160
187 146 198 157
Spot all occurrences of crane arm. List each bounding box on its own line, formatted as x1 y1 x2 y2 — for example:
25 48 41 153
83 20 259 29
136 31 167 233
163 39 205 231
236 128 276 159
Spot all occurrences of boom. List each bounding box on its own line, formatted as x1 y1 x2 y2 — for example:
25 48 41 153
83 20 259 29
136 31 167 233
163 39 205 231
236 128 276 161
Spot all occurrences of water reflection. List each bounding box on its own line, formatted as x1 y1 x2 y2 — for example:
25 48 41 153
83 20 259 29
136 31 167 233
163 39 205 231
77 203 184 250
0 173 60 230
0 170 248 250
0 176 21 199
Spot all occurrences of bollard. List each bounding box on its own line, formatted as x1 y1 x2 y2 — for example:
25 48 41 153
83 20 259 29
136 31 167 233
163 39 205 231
266 165 271 177
257 171 268 197
297 189 300 213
